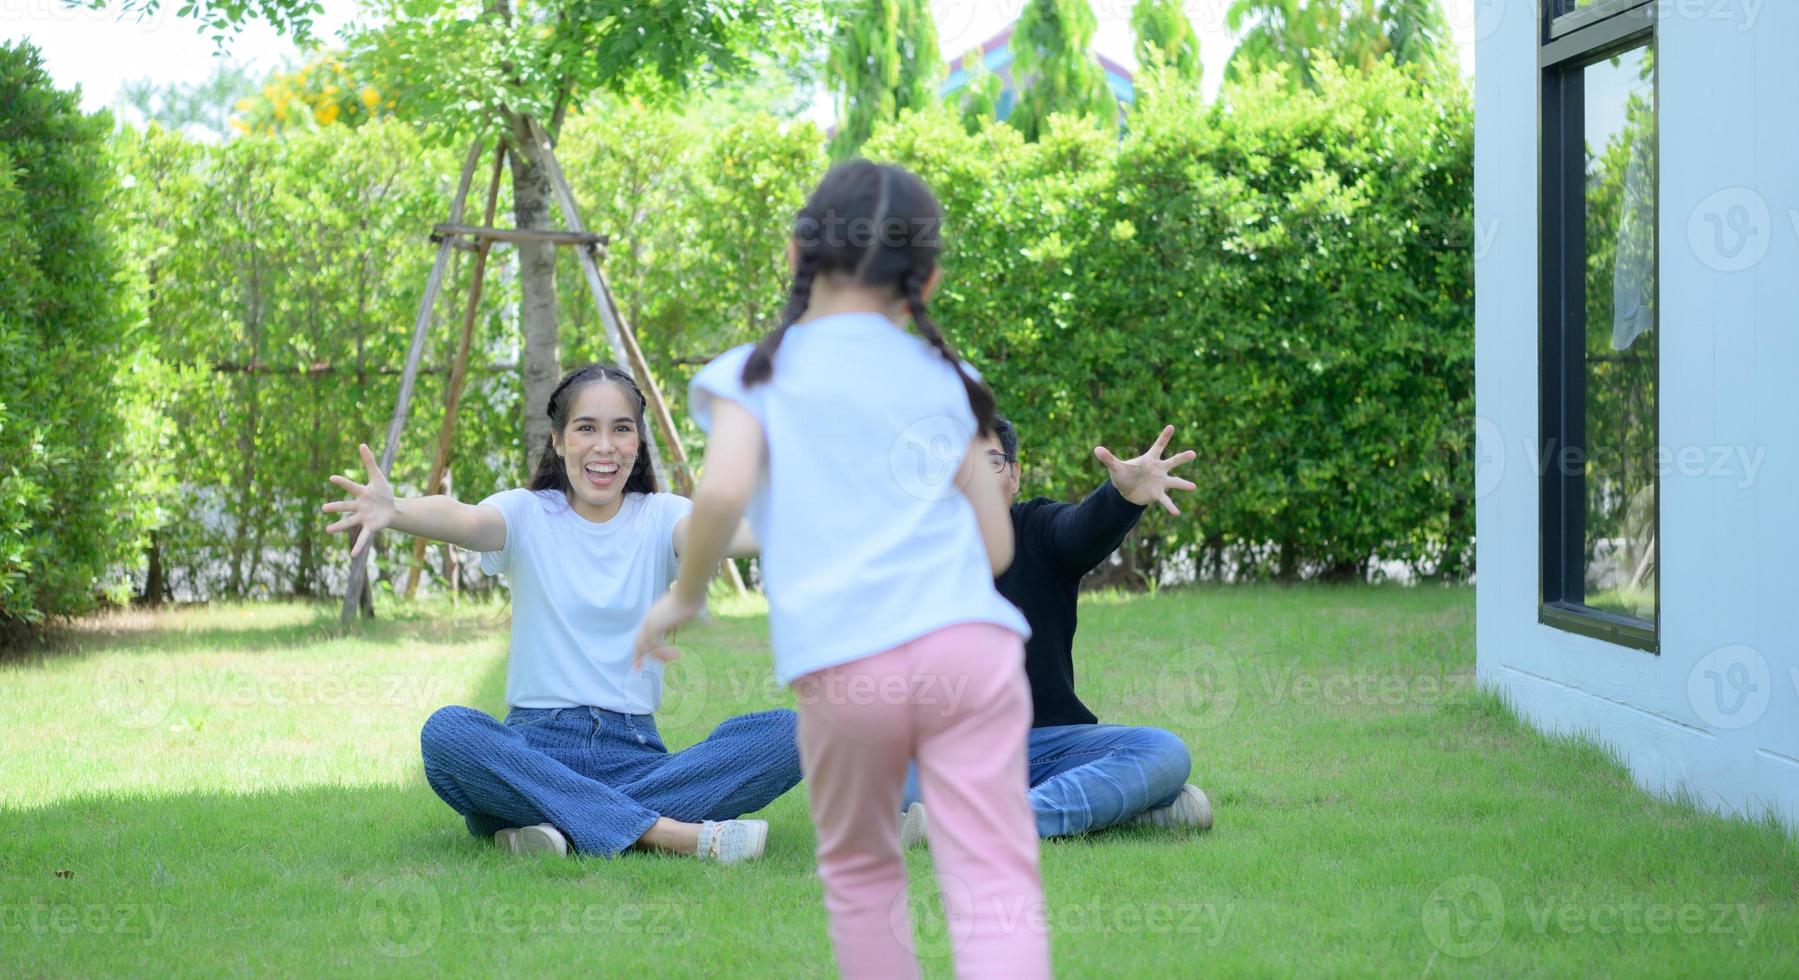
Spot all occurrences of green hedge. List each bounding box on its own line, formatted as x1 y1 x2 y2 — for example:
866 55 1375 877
90 55 1471 606
0 42 163 625
851 61 1471 580
115 121 491 599
567 60 1472 583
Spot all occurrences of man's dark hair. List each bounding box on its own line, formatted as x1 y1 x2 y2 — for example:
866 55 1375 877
993 414 1017 461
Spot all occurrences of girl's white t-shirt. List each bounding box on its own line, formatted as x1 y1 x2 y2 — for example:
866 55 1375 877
477 487 693 711
689 312 1030 686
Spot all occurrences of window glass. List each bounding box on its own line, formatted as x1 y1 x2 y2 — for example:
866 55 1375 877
1579 43 1656 622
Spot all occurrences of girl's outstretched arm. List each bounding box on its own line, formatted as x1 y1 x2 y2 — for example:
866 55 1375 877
958 435 1015 575
323 443 507 556
634 399 766 667
674 516 759 560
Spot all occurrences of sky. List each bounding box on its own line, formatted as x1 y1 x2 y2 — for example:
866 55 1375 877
4 0 1482 118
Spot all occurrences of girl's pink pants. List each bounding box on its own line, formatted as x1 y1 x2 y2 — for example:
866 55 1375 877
792 621 1051 979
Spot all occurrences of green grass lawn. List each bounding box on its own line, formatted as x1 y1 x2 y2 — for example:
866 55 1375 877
2 587 1793 976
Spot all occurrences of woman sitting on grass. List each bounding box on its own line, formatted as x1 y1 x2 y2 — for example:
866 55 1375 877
322 363 799 862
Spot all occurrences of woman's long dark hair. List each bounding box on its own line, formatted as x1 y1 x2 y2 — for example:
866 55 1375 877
741 160 996 434
528 362 658 498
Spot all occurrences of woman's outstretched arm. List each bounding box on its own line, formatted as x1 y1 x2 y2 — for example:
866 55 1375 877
323 443 507 556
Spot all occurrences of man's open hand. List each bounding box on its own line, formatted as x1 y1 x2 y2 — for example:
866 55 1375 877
1094 425 1197 516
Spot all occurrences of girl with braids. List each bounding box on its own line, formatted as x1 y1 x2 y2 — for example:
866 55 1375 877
323 363 799 864
634 161 1050 978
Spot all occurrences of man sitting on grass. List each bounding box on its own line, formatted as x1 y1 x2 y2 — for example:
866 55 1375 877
902 416 1213 843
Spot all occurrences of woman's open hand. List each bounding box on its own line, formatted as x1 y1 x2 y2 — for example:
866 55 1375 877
322 443 396 558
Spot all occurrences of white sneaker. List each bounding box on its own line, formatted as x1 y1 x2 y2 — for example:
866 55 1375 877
494 823 570 857
1130 785 1214 831
696 819 768 864
900 802 927 849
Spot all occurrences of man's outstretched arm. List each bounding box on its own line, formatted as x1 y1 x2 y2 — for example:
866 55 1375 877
1045 425 1197 580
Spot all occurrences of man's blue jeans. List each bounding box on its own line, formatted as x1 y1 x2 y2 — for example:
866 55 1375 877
903 723 1192 838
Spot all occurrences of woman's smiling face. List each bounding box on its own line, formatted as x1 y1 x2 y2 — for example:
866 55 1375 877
551 380 642 522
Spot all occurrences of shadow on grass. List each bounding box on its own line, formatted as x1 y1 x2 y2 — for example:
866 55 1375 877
0 599 513 667
0 776 825 976
0 632 820 974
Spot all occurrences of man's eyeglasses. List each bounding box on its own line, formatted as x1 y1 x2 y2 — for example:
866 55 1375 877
985 451 1015 473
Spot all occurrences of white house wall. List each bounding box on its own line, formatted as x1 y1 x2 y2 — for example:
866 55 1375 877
1476 0 1799 828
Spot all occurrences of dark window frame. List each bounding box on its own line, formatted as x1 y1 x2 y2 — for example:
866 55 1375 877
1538 0 1660 653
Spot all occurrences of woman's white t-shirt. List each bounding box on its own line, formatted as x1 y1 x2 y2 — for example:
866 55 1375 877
477 488 693 711
689 312 1030 686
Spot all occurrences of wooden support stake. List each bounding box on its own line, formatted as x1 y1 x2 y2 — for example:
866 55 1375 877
405 150 506 601
442 467 459 601
433 223 608 250
340 140 486 628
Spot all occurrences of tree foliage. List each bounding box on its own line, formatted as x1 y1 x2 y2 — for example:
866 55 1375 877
78 0 322 45
0 42 165 625
825 0 941 160
1131 0 1203 85
115 61 264 142
604 59 1474 583
950 49 1005 134
233 53 394 135
344 0 817 145
114 120 499 600
1008 0 1116 143
76 53 1474 611
880 64 1472 580
340 0 818 475
1226 0 1453 89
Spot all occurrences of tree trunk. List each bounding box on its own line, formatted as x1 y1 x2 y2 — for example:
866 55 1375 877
296 359 321 597
230 326 261 596
1321 559 1362 583
346 530 374 617
140 531 166 606
509 119 561 476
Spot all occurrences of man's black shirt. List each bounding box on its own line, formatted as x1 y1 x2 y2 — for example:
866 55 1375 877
995 481 1146 728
